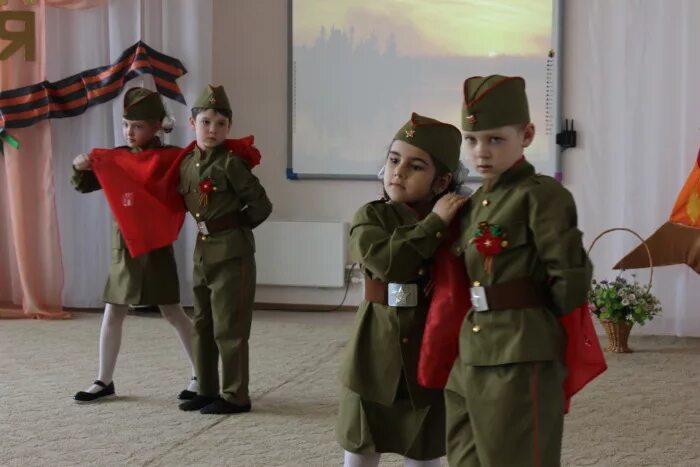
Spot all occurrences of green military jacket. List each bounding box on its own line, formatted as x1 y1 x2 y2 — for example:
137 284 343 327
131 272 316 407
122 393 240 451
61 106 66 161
71 140 181 305
340 200 447 408
178 143 272 261
452 160 593 366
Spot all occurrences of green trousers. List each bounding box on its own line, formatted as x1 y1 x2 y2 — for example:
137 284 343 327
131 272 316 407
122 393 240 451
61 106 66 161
445 360 566 467
192 254 255 405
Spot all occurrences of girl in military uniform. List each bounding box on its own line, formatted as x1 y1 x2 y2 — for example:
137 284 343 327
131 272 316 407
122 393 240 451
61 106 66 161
71 87 198 403
337 113 468 467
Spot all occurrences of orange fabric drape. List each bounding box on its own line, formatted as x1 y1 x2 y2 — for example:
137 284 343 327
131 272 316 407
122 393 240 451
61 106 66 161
45 0 106 8
0 0 68 318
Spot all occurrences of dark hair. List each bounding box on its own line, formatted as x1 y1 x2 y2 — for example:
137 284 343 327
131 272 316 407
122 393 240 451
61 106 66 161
191 107 233 122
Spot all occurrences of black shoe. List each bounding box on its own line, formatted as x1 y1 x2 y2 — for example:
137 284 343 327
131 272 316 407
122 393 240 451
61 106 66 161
177 377 197 400
178 389 197 400
74 380 115 403
200 399 251 415
178 395 219 411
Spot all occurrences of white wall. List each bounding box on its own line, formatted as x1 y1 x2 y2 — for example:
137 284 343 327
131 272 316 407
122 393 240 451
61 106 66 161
210 0 597 307
213 0 700 339
213 0 377 306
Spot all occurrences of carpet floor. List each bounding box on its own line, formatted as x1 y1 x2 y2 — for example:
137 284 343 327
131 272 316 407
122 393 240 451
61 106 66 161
1 311 698 466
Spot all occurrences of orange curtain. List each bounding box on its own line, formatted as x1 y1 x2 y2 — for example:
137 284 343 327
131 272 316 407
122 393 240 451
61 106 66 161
0 0 106 318
45 0 106 7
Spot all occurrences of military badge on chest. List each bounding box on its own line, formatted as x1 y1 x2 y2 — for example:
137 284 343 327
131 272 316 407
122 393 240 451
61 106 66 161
198 177 216 207
470 221 509 274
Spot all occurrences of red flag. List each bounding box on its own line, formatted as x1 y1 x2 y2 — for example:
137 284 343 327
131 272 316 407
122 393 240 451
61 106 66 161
90 147 185 258
419 222 607 413
418 221 471 388
559 303 607 412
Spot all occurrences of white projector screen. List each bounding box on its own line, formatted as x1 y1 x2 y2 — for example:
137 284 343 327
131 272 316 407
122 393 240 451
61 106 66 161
288 0 563 180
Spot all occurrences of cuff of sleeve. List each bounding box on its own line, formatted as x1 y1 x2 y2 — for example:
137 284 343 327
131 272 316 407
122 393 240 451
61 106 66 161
420 212 448 238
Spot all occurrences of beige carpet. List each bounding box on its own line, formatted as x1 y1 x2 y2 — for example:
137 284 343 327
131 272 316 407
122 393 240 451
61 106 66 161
1 311 699 467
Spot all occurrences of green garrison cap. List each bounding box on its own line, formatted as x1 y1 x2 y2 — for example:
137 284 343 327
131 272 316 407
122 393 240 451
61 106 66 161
122 87 166 121
193 84 231 111
394 112 462 172
462 75 530 131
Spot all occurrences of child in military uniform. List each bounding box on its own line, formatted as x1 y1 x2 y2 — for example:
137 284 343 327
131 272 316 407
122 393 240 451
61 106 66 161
444 75 593 466
176 85 272 415
337 113 468 467
72 87 198 403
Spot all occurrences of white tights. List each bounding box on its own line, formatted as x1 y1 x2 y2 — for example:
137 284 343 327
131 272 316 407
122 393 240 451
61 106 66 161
84 303 196 393
343 451 441 467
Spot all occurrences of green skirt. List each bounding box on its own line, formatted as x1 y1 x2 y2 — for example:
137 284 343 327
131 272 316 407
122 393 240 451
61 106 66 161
336 384 446 460
102 244 180 306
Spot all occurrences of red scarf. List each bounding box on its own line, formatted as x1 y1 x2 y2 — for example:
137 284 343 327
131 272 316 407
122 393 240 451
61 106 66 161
90 146 185 258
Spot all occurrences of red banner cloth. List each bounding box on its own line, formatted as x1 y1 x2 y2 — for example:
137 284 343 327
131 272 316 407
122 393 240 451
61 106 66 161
90 147 185 258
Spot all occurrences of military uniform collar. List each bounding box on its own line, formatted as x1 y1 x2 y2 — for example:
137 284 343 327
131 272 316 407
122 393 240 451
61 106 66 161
193 143 226 160
483 157 534 192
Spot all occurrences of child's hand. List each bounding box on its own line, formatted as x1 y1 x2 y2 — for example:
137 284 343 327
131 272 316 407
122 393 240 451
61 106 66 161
432 192 467 225
73 153 92 171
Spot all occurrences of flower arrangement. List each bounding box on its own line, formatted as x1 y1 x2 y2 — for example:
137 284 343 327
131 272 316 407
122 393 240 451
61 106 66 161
588 276 661 325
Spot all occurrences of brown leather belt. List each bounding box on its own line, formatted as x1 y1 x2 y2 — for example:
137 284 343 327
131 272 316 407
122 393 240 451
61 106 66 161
476 277 546 311
197 211 245 235
365 277 390 304
365 275 545 310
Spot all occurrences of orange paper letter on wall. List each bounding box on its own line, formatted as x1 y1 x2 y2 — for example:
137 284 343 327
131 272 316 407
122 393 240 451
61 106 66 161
0 10 35 61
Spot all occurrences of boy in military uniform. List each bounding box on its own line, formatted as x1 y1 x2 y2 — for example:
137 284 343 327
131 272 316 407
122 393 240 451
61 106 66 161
177 85 272 415
72 87 198 403
444 75 593 466
337 113 467 467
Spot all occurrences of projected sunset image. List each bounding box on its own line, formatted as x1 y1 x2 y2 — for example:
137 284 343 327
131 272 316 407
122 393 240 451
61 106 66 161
291 0 555 178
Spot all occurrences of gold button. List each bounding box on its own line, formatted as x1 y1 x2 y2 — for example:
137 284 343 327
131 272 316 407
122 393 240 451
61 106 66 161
418 268 425 276
195 213 200 218
201 235 208 240
501 240 508 248
473 281 481 287
195 163 200 167
481 199 490 206
402 337 409 344
436 231 443 239
213 186 218 191
472 325 481 333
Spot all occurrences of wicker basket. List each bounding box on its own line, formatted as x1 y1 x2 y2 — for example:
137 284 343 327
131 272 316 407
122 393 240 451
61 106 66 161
588 228 653 353
599 319 634 353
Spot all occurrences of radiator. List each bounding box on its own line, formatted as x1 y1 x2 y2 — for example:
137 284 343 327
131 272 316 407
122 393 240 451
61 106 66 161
254 221 348 287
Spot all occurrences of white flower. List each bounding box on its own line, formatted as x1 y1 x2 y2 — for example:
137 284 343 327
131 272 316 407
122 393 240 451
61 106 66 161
621 299 630 306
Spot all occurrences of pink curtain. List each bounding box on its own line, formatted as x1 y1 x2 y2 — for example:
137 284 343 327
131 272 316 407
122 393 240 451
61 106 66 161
0 0 106 318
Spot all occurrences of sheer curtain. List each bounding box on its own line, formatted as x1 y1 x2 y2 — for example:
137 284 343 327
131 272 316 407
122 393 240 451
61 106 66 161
566 0 700 336
46 0 213 307
47 0 212 309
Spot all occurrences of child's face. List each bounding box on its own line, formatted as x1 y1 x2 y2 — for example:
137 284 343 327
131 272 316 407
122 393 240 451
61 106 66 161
122 119 161 149
383 140 437 204
189 109 231 150
463 123 535 179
